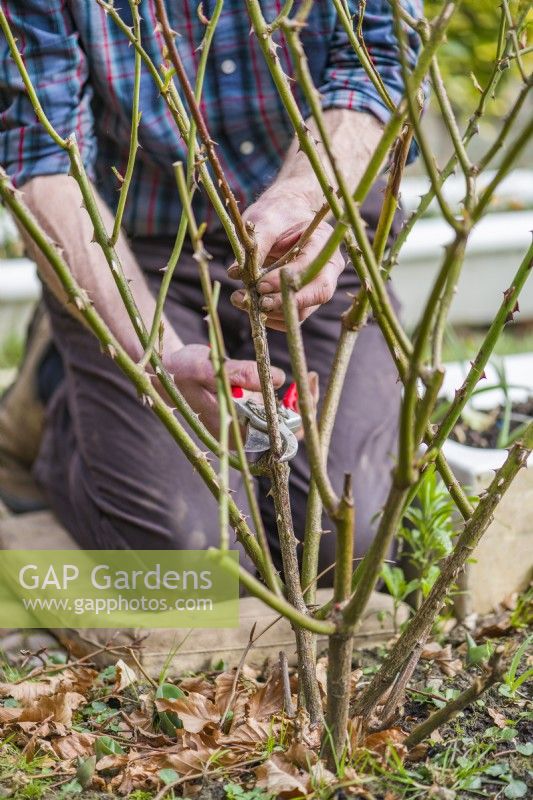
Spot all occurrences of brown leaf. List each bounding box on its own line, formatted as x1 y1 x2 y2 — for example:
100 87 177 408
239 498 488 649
179 675 214 697
113 659 138 692
221 719 271 749
52 731 96 760
316 658 361 699
213 670 253 727
421 642 462 677
0 691 86 726
284 740 318 769
0 667 96 704
246 665 284 722
255 754 310 798
347 716 364 752
0 705 22 724
487 707 507 728
159 746 222 776
363 728 406 757
406 742 429 761
95 754 129 774
155 691 219 733
476 619 512 639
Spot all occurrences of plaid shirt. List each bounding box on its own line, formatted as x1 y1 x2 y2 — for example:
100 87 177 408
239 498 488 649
0 1 422 237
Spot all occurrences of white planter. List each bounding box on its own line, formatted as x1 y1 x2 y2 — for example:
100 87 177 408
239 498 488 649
440 353 533 614
396 169 533 327
0 206 41 345
0 257 41 343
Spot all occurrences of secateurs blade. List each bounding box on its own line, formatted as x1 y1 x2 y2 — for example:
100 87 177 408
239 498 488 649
233 384 301 463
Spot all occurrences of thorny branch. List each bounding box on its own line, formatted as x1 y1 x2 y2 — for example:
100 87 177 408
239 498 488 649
1 0 532 764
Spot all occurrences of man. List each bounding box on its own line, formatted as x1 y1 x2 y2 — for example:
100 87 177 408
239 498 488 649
0 1 421 577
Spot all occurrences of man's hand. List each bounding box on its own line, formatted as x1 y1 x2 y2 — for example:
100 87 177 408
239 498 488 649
228 111 384 332
229 188 344 332
164 344 285 438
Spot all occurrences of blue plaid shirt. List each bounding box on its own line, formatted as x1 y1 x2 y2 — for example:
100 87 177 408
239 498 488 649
0 1 422 237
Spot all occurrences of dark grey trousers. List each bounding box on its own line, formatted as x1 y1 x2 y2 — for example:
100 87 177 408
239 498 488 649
34 184 402 582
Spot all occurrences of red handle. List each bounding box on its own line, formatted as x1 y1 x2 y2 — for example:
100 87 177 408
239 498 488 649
282 382 298 411
231 383 298 407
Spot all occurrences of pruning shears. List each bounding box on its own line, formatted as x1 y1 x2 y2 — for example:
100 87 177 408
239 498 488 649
232 383 301 462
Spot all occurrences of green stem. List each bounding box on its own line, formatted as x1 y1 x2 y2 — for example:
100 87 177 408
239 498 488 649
280 271 339 516
0 169 269 576
207 549 335 636
110 0 142 246
139 0 224 367
154 0 253 254
331 0 395 113
174 163 282 595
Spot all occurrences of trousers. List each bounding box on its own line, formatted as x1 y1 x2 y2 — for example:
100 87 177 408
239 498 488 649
34 183 402 582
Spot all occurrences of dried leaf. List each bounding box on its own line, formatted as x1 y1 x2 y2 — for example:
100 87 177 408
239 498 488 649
52 732 96 760
179 675 214 697
255 754 310 798
95 753 129 773
363 728 406 757
0 667 96 703
155 691 219 733
246 665 284 722
0 691 86 726
114 659 138 692
221 719 271 749
421 642 463 677
284 740 318 769
487 707 507 728
214 670 254 727
477 619 512 639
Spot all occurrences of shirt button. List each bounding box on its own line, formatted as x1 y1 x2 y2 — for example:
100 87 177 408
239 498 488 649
240 140 254 155
221 59 236 75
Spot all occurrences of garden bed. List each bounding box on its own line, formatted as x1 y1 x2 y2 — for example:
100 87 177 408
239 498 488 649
0 592 531 799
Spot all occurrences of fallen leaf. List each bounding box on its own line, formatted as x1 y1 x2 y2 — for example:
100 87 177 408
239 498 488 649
155 691 219 733
421 642 463 677
347 716 364 752
0 667 96 703
363 728 406 757
214 670 253 726
0 691 86 725
477 619 512 639
255 754 310 798
246 665 284 722
52 731 96 760
95 753 129 773
158 746 221 776
114 659 138 692
315 658 361 698
179 675 214 697
221 719 271 748
284 740 318 769
487 707 507 728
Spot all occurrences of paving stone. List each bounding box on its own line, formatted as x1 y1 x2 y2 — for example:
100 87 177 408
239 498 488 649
0 631 25 653
25 631 61 652
1 510 409 677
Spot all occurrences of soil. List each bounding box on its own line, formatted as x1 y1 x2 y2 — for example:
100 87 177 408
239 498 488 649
449 397 533 449
0 592 531 800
